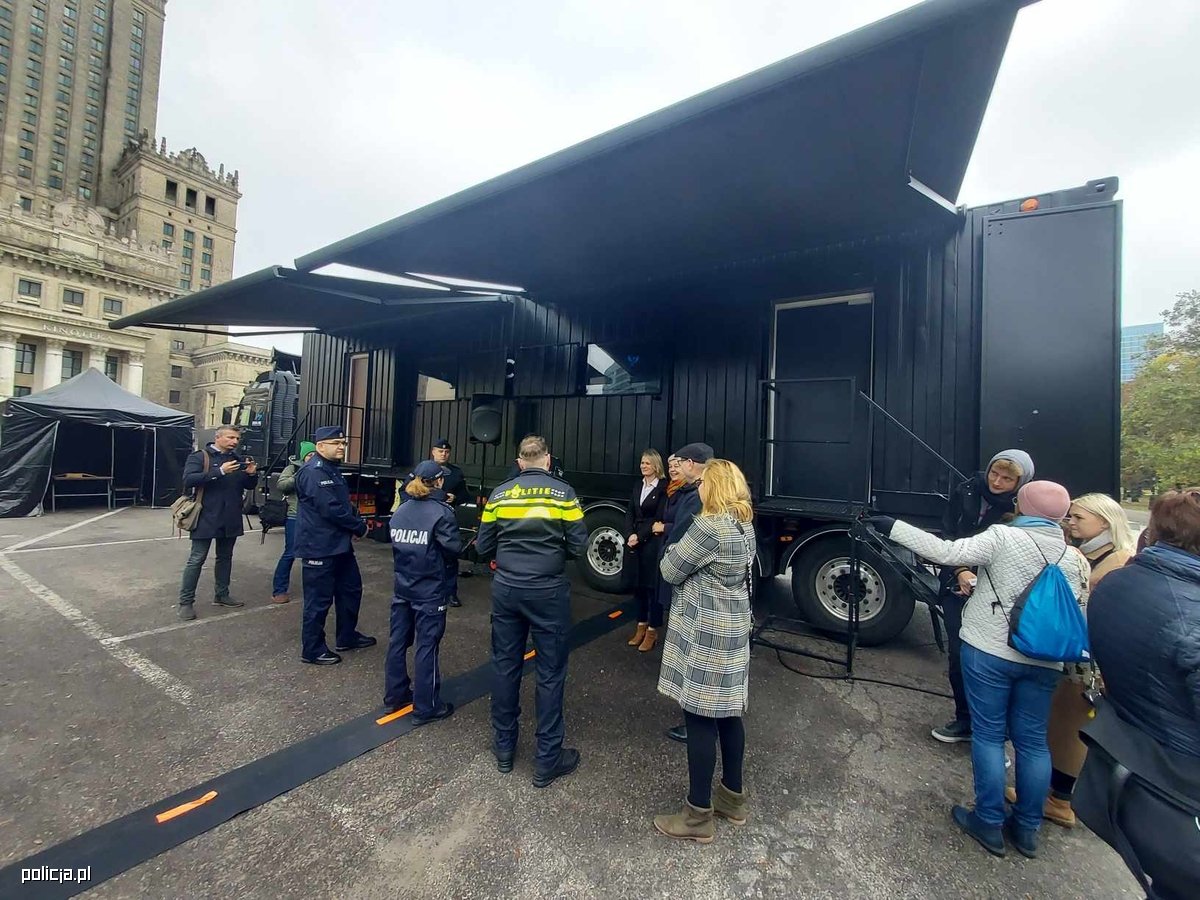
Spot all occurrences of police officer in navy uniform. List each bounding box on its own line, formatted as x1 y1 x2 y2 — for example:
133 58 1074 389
394 439 469 607
383 460 462 723
476 434 589 788
294 426 376 665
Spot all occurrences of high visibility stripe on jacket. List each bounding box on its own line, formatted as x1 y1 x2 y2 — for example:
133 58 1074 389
481 501 584 523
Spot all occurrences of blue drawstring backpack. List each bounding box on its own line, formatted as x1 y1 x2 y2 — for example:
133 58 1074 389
983 537 1090 663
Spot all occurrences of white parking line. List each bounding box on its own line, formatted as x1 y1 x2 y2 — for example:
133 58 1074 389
8 536 178 554
3 508 126 552
0 552 195 707
102 603 286 644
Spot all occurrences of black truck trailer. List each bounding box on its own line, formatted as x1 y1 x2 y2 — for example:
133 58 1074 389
110 0 1120 645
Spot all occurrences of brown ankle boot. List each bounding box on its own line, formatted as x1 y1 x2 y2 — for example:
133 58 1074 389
1043 794 1076 828
713 782 748 825
637 627 659 652
654 801 715 843
627 623 648 647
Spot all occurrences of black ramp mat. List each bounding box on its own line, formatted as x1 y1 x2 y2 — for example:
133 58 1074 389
0 601 634 899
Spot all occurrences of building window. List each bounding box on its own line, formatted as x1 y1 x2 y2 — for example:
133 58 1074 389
61 23 75 39
181 263 192 277
179 279 190 290
29 39 43 54
182 245 192 259
18 278 42 298
204 196 216 217
19 127 34 142
124 117 135 133
160 239 171 250
59 71 70 87
133 8 145 24
162 222 175 237
77 186 91 200
17 146 32 160
183 228 194 243
16 342 36 374
52 139 65 154
60 36 73 52
90 36 102 52
24 92 37 106
22 110 36 124
62 287 84 307
103 297 122 315
184 189 196 212
17 165 32 179
32 7 46 21
170 365 183 378
62 349 82 380
170 339 185 351
12 385 31 398
19 196 32 212
48 157 63 172
31 23 45 38
169 390 181 404
48 175 62 189
90 22 102 36
104 354 118 380
201 268 211 282
201 251 212 265
165 179 177 203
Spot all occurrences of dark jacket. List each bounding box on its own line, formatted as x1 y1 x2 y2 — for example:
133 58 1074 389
182 444 256 540
657 482 699 607
626 478 667 590
475 467 588 588
938 472 1016 589
294 456 367 559
1088 543 1200 758
389 495 462 606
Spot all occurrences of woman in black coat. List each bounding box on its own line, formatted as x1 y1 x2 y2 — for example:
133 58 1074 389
625 449 667 652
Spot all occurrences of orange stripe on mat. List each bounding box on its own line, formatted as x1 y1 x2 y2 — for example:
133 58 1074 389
375 704 414 726
523 650 536 660
155 790 218 824
607 610 623 619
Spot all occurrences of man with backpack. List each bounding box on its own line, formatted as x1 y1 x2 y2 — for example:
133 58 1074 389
176 426 258 621
866 480 1088 859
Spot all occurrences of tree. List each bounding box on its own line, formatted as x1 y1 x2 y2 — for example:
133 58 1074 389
1147 289 1200 356
1122 351 1200 495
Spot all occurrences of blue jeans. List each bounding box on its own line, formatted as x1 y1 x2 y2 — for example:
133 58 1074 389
490 579 571 771
961 642 1061 829
272 518 297 595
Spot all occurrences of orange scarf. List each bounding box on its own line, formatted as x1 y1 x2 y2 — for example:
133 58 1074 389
665 478 685 497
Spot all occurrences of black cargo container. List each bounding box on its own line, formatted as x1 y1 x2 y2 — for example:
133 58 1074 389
111 0 1121 644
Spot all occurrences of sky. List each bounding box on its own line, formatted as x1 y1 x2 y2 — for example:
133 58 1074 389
155 0 1200 354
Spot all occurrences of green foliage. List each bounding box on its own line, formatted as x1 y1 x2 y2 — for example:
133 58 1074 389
1146 289 1200 356
1122 351 1200 494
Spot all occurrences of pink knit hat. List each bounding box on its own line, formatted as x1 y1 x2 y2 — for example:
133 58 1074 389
1017 481 1071 521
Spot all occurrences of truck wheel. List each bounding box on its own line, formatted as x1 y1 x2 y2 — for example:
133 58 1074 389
578 507 630 594
790 533 913 646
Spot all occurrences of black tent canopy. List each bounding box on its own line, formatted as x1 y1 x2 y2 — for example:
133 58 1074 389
0 368 194 517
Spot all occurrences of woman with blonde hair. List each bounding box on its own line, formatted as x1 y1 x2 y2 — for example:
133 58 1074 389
1014 492 1136 827
654 459 756 844
625 449 668 651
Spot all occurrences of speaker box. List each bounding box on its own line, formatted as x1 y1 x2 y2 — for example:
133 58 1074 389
468 393 503 445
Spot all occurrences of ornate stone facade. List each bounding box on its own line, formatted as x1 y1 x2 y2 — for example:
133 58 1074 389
189 342 272 429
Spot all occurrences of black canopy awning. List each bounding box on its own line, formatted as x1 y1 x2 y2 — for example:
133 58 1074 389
294 0 1034 294
108 266 511 332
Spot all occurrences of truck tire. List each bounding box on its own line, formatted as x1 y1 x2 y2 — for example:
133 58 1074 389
578 506 631 594
790 533 913 647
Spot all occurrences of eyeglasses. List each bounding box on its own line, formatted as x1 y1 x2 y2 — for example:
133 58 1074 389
319 439 349 447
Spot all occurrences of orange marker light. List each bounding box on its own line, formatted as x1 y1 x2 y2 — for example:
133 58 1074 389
523 650 536 660
1020 198 1039 212
608 610 622 619
156 790 218 824
375 704 414 726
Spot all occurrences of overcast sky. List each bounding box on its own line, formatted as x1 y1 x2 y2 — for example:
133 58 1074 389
156 0 1199 354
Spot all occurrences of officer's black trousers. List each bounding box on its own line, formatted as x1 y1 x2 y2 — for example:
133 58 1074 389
940 588 970 725
300 551 363 659
384 599 448 715
490 579 571 771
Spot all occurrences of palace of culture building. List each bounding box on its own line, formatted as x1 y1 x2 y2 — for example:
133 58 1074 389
0 0 268 420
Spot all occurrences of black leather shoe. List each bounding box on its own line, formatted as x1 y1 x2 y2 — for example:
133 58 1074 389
448 596 462 608
301 651 342 666
178 604 196 621
412 703 455 726
380 694 413 715
495 749 515 773
335 634 377 651
667 724 688 743
532 748 581 788
213 597 245 608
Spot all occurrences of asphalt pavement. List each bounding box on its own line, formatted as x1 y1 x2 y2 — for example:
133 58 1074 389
0 507 1140 898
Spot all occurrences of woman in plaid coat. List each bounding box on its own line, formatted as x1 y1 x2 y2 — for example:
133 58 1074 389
654 459 756 843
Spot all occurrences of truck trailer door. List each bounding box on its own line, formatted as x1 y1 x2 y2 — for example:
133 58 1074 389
768 293 873 504
979 200 1121 497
